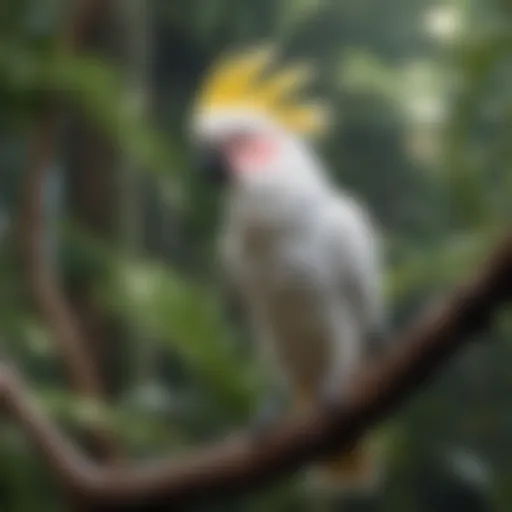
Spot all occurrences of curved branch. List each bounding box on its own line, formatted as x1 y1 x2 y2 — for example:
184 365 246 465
2 234 511 509
21 116 105 397
18 0 120 460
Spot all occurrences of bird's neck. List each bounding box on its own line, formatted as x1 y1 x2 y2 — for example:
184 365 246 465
227 165 330 238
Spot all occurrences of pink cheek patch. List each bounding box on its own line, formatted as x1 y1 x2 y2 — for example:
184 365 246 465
225 136 279 174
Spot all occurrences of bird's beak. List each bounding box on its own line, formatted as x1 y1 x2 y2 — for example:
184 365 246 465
194 144 230 186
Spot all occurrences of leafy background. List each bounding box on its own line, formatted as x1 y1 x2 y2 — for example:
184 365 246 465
0 0 511 510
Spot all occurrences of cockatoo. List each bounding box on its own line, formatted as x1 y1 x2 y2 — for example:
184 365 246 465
189 46 387 491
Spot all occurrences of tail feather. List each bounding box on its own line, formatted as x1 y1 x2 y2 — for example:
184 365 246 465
312 438 379 493
293 392 381 493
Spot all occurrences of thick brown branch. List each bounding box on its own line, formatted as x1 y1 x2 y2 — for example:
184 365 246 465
2 234 511 510
18 0 120 460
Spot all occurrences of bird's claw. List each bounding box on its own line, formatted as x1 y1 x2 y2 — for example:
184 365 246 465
249 395 285 442
317 377 342 411
368 326 391 357
318 372 356 412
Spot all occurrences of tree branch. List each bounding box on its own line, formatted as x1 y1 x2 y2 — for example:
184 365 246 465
18 0 120 460
2 233 511 510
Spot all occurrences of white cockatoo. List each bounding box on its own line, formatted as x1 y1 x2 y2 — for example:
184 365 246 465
189 46 387 490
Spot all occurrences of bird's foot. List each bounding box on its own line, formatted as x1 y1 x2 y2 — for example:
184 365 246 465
317 372 355 413
367 325 392 357
249 394 286 442
317 378 341 412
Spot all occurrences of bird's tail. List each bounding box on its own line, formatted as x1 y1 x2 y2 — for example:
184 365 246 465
293 393 381 493
311 436 379 493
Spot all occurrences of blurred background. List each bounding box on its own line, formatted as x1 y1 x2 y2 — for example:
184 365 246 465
0 0 511 510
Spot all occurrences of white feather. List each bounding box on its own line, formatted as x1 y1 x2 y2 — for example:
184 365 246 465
220 136 385 398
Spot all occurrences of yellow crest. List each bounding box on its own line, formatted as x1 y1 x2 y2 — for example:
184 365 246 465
193 45 330 137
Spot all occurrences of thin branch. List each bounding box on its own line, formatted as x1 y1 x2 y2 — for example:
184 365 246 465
2 234 511 510
21 115 104 396
19 0 120 460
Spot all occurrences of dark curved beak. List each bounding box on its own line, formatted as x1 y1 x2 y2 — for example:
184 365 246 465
194 145 230 186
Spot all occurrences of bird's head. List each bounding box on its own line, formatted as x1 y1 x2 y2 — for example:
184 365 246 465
189 46 330 188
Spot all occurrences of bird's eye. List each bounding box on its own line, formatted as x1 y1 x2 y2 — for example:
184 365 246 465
224 131 254 153
229 130 254 145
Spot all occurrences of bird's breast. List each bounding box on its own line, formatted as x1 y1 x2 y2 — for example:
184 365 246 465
242 232 330 341
229 216 334 393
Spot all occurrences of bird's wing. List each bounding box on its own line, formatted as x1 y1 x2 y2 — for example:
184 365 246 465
328 192 388 354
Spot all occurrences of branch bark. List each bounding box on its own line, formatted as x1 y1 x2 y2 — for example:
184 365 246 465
18 0 120 461
2 233 511 510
